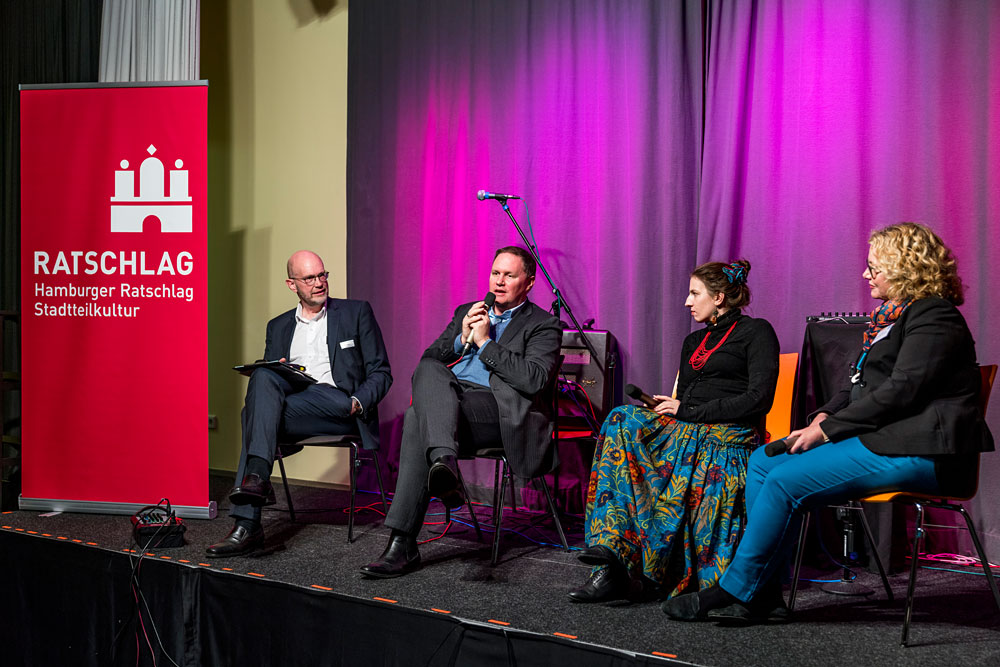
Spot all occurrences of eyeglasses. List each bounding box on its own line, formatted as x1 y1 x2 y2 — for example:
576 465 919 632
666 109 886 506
866 261 882 278
291 271 329 285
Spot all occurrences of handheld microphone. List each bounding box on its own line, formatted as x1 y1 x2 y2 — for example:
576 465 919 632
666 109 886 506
460 292 497 357
477 190 521 201
624 383 658 409
764 434 799 457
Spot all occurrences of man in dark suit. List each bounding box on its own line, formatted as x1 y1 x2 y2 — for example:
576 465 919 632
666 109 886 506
361 246 561 577
207 250 392 557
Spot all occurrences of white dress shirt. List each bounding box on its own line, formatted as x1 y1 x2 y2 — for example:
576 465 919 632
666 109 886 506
288 303 336 387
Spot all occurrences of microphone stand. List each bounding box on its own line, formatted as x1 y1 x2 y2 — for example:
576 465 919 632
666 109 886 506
488 197 604 375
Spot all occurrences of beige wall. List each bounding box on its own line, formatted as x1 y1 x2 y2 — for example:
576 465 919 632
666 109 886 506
201 0 351 486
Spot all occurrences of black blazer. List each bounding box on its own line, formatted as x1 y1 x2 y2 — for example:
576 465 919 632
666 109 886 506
815 297 993 457
422 299 562 478
264 298 392 450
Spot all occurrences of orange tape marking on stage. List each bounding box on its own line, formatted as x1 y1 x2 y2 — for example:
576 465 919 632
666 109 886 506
14 528 24 531
552 632 577 639
652 651 678 659
198 563 211 567
86 542 98 545
430 608 451 614
178 559 191 563
41 533 52 537
160 556 172 560
311 584 332 591
27 530 38 534
222 567 233 571
2 525 11 529
57 536 67 540
72 539 82 543
373 597 398 604
487 620 510 626
248 572 265 578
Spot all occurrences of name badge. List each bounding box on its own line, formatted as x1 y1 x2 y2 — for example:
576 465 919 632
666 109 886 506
340 339 356 349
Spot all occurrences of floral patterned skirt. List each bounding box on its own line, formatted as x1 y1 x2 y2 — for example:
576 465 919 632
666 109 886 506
584 404 759 598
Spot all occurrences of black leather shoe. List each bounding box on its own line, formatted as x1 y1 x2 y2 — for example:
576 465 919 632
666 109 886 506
360 534 421 578
707 601 792 624
662 585 741 621
577 544 619 567
707 584 792 624
427 455 465 509
568 566 627 603
661 591 709 621
228 473 275 507
205 524 264 557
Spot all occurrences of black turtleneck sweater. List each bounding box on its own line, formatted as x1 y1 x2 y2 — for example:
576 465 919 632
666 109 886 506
674 308 780 425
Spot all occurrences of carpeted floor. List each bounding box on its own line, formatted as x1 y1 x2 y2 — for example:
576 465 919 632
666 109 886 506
3 474 999 667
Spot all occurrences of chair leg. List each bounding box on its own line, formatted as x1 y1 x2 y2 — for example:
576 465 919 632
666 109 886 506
372 450 389 515
453 463 483 542
347 443 359 543
490 459 503 528
535 476 568 550
788 511 810 611
491 461 509 566
505 466 518 513
954 504 1000 613
275 449 296 523
901 502 926 647
853 501 894 601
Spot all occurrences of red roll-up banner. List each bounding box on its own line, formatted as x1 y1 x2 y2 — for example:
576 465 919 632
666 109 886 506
19 82 214 518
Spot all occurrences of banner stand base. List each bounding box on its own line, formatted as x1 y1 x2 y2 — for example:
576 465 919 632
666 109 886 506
18 496 217 520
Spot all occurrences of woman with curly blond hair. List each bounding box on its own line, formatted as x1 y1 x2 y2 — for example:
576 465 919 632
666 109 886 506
664 222 994 624
568 260 779 603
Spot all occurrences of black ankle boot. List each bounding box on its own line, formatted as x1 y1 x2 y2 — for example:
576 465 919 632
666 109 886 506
360 533 421 578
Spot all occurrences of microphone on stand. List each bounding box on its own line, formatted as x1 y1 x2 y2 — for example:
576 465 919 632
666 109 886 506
624 383 658 409
460 292 497 357
477 190 521 201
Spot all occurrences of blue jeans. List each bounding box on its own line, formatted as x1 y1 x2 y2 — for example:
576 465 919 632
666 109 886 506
719 437 940 601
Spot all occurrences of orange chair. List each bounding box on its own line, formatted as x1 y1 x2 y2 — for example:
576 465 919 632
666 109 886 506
670 352 798 441
789 364 1000 647
764 353 799 442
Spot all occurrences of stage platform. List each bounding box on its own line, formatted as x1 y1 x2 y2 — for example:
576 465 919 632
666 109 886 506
2 475 999 666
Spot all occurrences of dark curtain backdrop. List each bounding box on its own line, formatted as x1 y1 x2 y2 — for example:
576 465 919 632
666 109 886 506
0 0 103 505
349 0 1000 549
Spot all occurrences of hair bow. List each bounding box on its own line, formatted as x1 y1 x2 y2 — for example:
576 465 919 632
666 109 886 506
722 264 746 285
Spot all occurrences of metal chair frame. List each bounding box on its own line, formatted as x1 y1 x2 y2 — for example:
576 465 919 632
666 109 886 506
274 434 388 543
788 364 999 647
446 448 569 566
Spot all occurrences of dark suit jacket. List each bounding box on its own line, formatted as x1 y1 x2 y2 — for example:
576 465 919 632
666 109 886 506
815 297 994 456
264 297 392 450
422 299 562 478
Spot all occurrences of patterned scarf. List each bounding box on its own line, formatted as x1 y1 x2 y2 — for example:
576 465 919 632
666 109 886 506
861 299 911 352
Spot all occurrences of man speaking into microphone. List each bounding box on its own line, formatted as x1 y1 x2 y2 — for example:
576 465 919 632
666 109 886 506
361 246 562 577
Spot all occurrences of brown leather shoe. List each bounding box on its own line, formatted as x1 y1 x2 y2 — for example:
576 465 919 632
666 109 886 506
228 473 275 507
205 524 264 558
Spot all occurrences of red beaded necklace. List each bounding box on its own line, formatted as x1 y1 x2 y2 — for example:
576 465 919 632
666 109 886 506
688 320 737 370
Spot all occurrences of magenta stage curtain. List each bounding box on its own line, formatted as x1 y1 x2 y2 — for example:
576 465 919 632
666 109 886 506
348 0 1000 550
700 0 1000 553
347 0 706 486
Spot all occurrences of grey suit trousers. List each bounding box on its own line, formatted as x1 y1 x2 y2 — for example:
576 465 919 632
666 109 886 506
384 358 502 535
